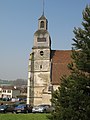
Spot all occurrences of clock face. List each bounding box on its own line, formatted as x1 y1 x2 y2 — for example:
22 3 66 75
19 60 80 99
37 37 46 42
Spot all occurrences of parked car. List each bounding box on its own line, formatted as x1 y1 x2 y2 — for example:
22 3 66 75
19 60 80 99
5 104 15 113
13 104 32 113
0 104 17 113
0 105 7 113
32 104 51 113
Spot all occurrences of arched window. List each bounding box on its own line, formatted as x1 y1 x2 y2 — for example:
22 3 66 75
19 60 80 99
40 21 44 28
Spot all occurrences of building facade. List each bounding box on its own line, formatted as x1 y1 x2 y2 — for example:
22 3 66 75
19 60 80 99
0 86 20 99
27 14 72 106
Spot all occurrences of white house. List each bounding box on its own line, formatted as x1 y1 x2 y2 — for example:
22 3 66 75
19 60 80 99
0 86 20 99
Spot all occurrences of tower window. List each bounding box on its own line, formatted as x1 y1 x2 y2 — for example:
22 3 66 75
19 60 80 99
37 37 46 42
40 65 42 69
40 21 44 28
40 51 44 56
48 85 52 92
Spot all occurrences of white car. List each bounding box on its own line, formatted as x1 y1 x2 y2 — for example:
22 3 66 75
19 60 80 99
32 104 50 113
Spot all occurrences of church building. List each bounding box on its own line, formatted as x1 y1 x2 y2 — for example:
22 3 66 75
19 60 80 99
27 13 72 106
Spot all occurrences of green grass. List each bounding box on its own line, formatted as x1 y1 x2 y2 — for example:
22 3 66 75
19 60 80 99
0 113 50 120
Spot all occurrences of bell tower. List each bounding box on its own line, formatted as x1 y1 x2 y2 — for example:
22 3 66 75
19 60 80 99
38 15 48 30
27 1 52 106
33 15 51 49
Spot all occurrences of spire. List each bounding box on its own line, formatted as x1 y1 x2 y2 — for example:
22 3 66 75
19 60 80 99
37 0 48 30
42 0 45 16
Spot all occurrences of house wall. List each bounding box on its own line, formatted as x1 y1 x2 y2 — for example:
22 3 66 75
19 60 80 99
0 87 20 98
12 90 20 98
2 89 12 98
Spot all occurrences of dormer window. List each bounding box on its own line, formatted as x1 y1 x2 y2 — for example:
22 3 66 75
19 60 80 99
40 21 44 28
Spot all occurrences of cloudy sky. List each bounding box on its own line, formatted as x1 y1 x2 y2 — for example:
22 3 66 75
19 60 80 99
0 0 90 80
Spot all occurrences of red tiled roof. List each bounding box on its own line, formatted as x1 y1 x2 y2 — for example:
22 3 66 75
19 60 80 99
51 50 72 85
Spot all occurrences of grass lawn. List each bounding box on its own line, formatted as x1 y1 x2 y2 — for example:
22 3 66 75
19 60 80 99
0 113 50 120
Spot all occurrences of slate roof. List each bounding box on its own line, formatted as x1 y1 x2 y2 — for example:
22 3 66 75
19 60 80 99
38 15 47 20
0 86 19 90
51 50 72 85
34 30 49 36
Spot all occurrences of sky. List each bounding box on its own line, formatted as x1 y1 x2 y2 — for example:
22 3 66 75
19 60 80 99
0 0 90 80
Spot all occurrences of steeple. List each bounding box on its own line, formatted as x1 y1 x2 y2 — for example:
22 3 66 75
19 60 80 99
42 0 45 16
33 0 51 49
37 0 47 30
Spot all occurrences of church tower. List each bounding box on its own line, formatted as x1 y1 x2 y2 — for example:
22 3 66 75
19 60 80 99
27 14 52 105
